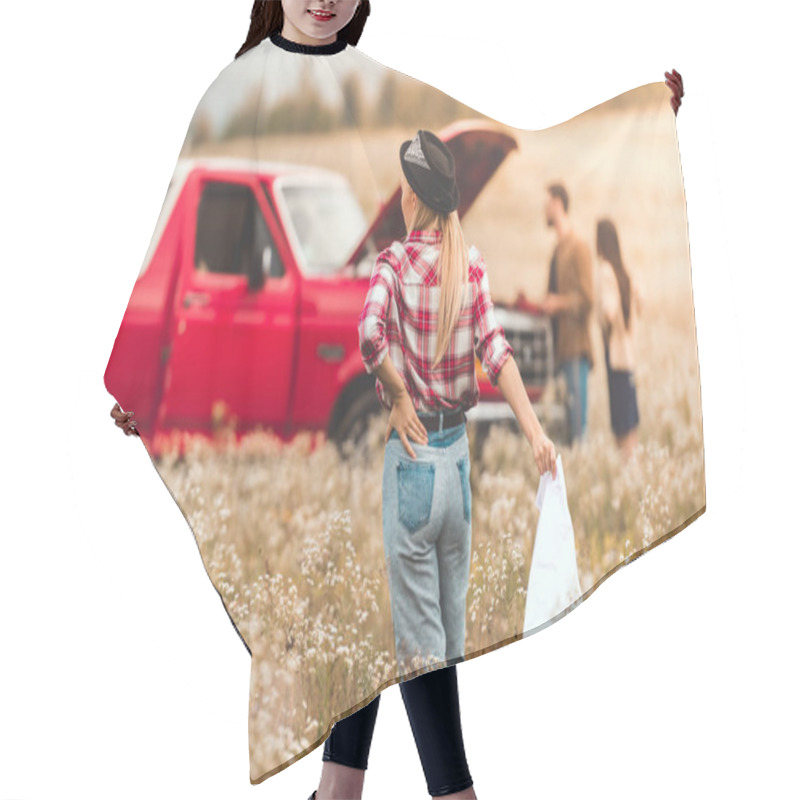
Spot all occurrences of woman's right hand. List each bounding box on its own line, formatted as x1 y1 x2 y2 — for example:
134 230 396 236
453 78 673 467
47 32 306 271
385 388 428 458
529 428 557 479
111 402 139 436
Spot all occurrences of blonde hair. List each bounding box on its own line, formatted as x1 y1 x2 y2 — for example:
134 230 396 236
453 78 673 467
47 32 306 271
407 188 470 369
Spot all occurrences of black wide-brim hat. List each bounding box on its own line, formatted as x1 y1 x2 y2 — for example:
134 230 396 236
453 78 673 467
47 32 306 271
400 129 460 215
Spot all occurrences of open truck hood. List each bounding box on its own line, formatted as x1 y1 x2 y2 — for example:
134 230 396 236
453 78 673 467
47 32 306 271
344 120 518 268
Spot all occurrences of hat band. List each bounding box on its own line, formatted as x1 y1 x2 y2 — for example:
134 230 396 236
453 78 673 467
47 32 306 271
403 133 431 170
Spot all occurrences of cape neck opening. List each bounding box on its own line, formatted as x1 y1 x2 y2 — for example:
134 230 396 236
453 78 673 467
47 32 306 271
269 31 348 55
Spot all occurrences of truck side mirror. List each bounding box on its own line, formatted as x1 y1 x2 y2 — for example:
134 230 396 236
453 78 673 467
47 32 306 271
247 245 271 292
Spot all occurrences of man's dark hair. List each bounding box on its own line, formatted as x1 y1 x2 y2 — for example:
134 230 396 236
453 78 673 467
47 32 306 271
547 183 569 214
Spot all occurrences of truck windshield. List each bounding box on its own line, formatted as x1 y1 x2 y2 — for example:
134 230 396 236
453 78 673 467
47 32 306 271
279 181 368 276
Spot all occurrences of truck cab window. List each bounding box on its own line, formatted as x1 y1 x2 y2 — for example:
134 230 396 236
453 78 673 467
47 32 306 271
280 180 367 276
195 181 283 279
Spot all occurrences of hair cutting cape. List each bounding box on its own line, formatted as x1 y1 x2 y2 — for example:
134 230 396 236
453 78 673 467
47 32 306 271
104 33 705 784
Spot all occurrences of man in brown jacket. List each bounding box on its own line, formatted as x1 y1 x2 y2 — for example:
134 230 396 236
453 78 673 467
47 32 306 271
539 183 595 445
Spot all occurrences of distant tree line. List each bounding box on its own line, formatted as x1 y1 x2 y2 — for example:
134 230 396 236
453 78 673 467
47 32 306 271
187 65 493 148
185 66 666 150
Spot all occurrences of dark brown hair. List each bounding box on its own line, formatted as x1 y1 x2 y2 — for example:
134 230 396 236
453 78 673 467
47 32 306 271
596 218 632 330
236 1 372 59
547 182 569 214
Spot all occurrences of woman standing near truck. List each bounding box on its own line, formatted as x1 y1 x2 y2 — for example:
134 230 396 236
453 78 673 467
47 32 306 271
358 127 559 676
346 126 559 800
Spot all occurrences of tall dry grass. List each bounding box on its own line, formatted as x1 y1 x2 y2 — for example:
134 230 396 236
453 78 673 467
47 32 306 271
153 296 704 775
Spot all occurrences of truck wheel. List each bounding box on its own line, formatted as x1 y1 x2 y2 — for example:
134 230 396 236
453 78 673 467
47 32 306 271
332 390 384 460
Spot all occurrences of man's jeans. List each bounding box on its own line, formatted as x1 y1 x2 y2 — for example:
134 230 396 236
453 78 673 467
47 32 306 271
560 355 590 445
384 418 471 674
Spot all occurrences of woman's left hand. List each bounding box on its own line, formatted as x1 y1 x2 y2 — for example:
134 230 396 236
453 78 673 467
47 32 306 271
665 69 684 115
386 388 429 458
529 428 558 479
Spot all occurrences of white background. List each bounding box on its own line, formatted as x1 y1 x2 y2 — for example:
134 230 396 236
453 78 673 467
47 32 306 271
1 1 797 798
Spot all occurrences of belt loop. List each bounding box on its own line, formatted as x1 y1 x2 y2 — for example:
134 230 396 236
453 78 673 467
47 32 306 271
439 411 444 433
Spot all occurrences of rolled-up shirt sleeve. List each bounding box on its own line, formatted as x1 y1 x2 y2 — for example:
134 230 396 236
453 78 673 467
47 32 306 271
358 253 395 373
473 260 514 386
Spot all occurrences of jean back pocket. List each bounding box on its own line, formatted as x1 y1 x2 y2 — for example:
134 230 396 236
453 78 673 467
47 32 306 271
396 460 436 533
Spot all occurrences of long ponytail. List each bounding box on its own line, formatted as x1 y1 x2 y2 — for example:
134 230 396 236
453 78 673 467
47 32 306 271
407 196 470 370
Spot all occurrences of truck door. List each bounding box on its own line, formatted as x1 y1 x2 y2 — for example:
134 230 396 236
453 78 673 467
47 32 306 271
157 171 298 435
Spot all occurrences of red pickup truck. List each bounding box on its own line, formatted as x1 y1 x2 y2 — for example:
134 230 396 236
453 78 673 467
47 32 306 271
104 120 566 459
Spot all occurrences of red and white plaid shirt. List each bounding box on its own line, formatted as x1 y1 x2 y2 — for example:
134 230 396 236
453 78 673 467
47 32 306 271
358 228 515 413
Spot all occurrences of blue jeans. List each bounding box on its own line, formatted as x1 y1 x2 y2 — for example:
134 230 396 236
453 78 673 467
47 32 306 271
560 355 590 445
383 416 472 673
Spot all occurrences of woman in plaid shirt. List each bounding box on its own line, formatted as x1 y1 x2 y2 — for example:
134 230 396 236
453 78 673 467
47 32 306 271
358 128 558 674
